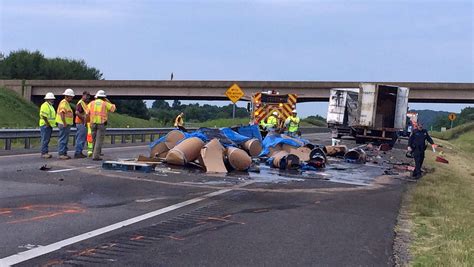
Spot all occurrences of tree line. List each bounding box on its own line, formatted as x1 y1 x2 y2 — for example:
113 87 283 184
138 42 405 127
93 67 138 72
0 50 250 123
150 100 249 125
0 50 102 80
431 107 473 130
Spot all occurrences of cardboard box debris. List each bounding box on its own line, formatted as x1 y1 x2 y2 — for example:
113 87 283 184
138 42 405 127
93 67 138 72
166 137 205 166
199 138 227 173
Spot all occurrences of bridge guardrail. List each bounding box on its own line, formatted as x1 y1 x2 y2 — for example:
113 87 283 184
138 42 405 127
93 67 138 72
0 126 329 150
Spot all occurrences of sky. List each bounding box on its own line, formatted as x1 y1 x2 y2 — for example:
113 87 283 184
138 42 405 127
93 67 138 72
1 0 473 117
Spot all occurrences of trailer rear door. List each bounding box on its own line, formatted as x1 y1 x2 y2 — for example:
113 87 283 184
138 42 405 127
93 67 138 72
394 87 410 129
358 83 377 127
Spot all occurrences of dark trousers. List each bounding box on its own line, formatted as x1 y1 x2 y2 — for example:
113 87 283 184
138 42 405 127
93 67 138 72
413 149 425 177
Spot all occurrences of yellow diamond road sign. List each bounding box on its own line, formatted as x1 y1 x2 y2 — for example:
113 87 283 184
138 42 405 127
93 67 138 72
225 83 244 104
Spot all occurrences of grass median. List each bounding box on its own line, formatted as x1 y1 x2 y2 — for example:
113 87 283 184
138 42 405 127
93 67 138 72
407 128 474 266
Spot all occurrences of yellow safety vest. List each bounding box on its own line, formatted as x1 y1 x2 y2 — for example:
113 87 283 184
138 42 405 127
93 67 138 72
39 102 57 127
174 115 184 127
55 99 74 125
287 116 300 133
267 115 278 127
88 99 116 124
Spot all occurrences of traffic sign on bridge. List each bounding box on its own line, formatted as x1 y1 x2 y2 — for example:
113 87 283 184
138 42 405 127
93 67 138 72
225 83 244 103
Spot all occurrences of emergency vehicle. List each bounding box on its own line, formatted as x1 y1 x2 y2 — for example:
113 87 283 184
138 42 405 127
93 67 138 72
250 90 297 127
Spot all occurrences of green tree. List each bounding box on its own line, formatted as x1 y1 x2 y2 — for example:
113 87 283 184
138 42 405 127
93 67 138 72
152 100 170 109
0 50 102 80
114 100 150 120
172 100 182 110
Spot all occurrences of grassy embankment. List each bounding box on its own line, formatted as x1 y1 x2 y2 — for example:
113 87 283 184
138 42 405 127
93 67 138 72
407 123 474 265
0 87 164 149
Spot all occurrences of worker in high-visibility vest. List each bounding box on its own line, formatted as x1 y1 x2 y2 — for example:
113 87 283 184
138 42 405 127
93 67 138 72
74 91 91 158
39 92 56 158
284 109 301 137
56 88 75 160
87 90 116 161
174 112 186 131
266 111 279 130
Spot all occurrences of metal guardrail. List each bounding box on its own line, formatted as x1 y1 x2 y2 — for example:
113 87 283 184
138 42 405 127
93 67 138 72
0 128 184 150
0 126 330 150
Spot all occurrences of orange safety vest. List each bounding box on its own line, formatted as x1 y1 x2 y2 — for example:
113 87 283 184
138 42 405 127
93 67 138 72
75 99 89 124
89 99 108 124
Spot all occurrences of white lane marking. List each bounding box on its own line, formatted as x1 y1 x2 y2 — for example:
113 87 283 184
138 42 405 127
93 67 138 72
135 197 170 203
47 166 97 173
0 145 148 159
0 182 254 266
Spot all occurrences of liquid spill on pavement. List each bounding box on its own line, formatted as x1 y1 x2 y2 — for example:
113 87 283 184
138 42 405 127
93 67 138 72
155 158 386 187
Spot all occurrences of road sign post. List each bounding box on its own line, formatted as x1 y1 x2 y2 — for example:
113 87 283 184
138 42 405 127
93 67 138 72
448 113 456 129
225 83 244 119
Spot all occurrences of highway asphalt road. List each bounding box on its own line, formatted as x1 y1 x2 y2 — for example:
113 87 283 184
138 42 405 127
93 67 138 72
0 134 406 266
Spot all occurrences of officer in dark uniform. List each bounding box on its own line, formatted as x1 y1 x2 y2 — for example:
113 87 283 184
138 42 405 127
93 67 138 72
408 122 436 179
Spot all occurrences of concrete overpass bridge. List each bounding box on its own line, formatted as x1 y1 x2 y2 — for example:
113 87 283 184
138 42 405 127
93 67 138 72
1 79 473 104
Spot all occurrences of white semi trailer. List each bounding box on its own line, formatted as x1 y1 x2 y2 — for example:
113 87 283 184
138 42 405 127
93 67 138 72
327 83 410 146
351 83 409 145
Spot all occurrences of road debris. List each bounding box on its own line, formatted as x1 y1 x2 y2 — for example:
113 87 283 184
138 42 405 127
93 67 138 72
435 156 449 164
39 164 51 171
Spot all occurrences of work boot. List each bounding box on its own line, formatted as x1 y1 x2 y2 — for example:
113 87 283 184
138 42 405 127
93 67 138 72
41 154 52 159
74 153 87 159
59 155 71 160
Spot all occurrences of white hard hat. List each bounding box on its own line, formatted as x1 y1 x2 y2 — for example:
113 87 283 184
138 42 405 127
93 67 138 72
63 88 75 97
292 109 297 113
95 90 107 98
273 111 278 116
44 92 55 100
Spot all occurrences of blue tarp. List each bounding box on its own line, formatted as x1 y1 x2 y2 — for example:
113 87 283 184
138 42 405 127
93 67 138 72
149 135 167 149
221 128 251 145
258 134 303 157
237 125 262 141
